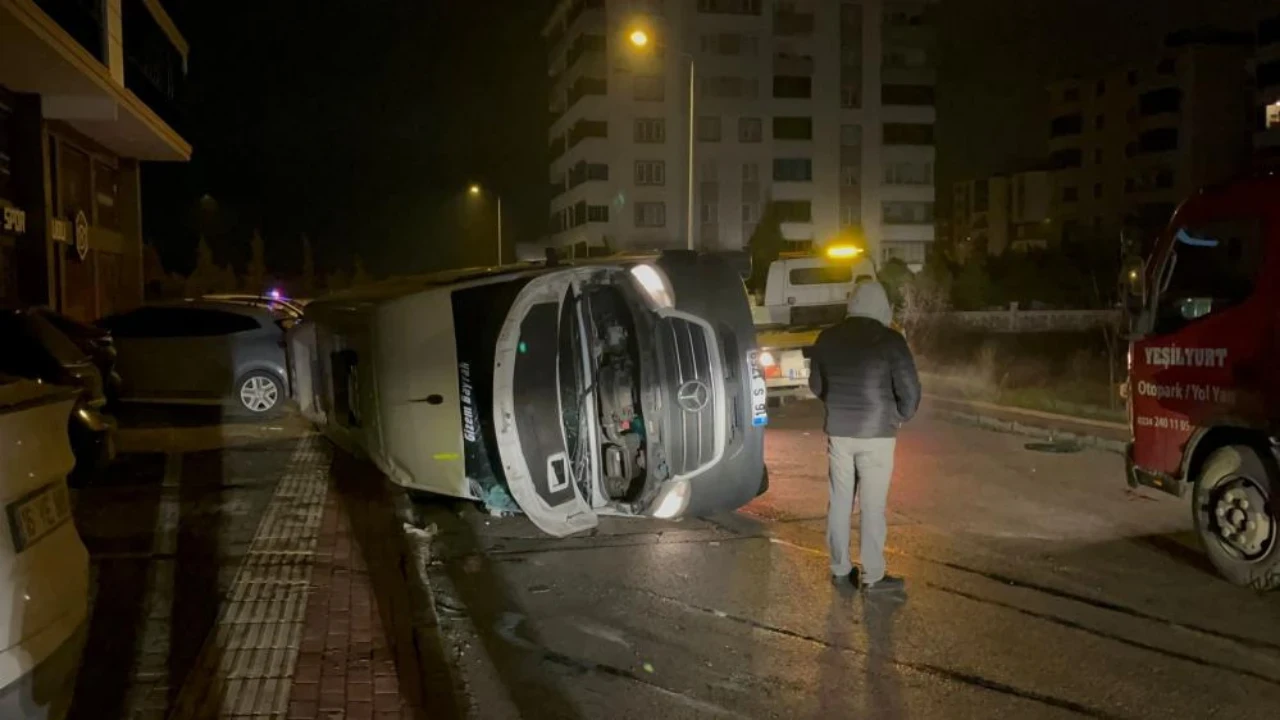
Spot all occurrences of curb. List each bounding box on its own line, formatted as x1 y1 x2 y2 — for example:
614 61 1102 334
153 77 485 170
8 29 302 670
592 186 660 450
929 403 1128 455
388 486 467 719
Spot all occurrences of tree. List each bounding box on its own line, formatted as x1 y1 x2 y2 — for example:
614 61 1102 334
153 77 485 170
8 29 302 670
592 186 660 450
217 263 239 293
184 236 220 298
900 251 951 343
877 258 912 309
300 234 316 297
950 257 991 310
243 229 267 294
352 256 373 287
746 202 784 294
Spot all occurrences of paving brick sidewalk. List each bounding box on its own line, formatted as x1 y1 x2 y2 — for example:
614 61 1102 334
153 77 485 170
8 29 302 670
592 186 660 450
161 436 425 719
285 485 416 719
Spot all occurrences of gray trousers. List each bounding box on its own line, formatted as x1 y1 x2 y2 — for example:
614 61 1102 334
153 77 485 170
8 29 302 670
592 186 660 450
827 436 896 583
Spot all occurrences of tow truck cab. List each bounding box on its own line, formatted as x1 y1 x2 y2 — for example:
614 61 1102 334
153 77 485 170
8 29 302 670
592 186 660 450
751 253 877 398
1125 173 1280 589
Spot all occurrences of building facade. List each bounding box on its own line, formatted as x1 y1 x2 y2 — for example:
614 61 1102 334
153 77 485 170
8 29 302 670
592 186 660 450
543 0 937 267
950 175 1008 258
950 168 1051 258
1045 29 1255 249
0 0 189 320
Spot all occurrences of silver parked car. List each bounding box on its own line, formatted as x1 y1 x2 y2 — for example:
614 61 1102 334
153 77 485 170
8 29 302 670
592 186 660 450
97 301 292 414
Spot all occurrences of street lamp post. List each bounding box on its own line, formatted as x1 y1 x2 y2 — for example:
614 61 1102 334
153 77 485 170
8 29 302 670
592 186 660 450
469 184 503 265
629 28 694 252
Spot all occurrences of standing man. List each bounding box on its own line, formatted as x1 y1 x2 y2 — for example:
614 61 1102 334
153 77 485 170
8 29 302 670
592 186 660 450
809 281 920 593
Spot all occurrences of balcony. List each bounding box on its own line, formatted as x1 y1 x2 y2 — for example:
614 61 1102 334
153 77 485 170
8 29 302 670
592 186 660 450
567 119 607 148
773 11 814 37
34 0 103 59
881 67 936 86
121 0 187 137
773 53 814 76
567 160 608 188
0 0 189 160
1136 127 1178 156
565 0 603 28
1050 113 1083 138
566 33 605 69
1139 87 1181 117
567 76 607 108
882 84 934 107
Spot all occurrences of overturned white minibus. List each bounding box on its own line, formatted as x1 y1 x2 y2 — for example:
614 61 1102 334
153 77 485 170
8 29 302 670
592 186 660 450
292 251 768 536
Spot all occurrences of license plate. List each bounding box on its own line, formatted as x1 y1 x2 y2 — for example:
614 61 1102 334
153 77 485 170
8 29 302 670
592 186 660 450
6 482 73 553
746 350 769 427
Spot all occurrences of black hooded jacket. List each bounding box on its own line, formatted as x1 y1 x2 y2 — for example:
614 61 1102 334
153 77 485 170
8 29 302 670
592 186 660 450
808 282 921 438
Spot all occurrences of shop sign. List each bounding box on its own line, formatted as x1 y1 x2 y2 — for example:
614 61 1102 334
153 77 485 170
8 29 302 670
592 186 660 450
1 206 25 235
74 210 89 261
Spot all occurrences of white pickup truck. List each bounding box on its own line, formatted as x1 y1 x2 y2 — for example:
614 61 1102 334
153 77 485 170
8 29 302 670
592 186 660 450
750 253 877 400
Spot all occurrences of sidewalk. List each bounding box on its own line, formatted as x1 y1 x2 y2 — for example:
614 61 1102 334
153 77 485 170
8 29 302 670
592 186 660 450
71 427 427 720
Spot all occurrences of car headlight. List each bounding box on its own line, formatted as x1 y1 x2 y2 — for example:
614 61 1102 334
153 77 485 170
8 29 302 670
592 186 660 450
629 264 675 309
650 478 691 519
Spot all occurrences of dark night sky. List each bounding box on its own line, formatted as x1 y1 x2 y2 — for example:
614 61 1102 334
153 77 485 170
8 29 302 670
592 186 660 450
143 0 1270 279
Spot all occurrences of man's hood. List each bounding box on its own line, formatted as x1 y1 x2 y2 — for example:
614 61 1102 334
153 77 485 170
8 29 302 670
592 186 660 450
846 281 892 326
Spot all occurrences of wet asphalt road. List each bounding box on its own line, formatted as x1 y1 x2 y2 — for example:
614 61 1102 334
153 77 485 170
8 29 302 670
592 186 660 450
417 401 1280 720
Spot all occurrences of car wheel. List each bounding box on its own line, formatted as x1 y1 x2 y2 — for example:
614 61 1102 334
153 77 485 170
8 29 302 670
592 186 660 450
1192 444 1280 591
237 371 282 414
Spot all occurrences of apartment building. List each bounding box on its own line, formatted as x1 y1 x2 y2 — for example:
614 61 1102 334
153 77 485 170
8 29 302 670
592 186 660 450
1257 13 1280 162
543 0 937 268
950 175 1006 259
1045 29 1255 249
950 168 1051 258
0 0 190 319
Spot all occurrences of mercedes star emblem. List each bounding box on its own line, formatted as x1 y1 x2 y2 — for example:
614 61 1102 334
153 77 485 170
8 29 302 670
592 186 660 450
677 380 710 413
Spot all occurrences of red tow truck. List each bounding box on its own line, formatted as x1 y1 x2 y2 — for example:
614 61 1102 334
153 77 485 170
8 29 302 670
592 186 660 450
1126 172 1280 589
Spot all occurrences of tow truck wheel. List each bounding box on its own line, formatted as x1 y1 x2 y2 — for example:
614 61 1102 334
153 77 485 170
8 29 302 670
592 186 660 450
1192 445 1280 591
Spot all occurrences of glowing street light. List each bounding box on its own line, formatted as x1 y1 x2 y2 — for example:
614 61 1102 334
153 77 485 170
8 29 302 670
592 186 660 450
626 24 695 252
466 183 502 265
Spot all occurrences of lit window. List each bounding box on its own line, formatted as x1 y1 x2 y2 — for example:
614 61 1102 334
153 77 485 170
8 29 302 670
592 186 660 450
1267 101 1280 130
